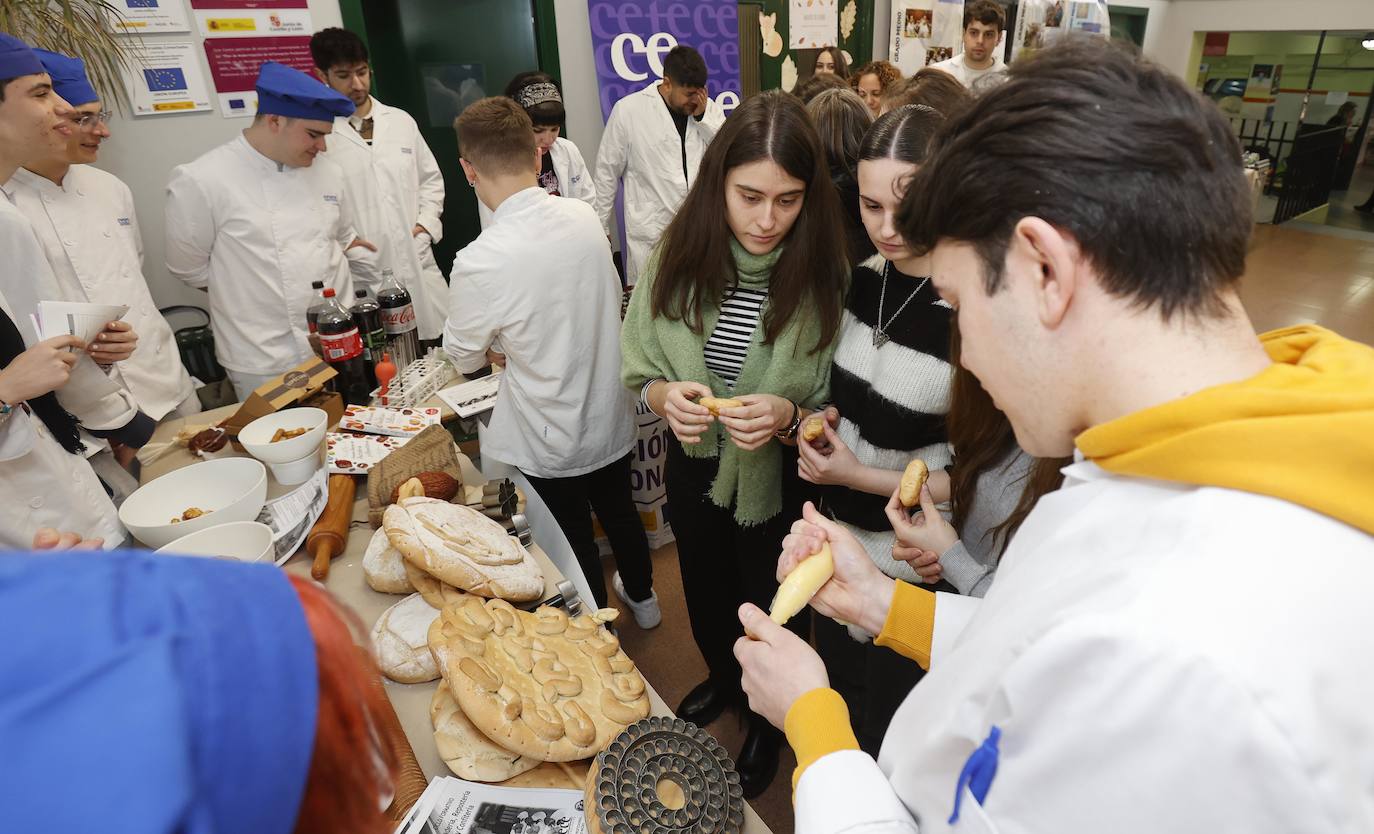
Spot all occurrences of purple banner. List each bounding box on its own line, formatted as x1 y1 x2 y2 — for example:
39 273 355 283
586 0 742 120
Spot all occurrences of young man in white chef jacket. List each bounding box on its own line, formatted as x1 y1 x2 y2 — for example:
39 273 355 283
6 50 199 425
311 28 449 346
443 97 659 624
165 62 380 401
0 33 153 548
591 46 724 286
735 39 1374 834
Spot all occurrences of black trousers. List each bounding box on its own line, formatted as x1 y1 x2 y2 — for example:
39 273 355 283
664 438 814 697
523 454 653 609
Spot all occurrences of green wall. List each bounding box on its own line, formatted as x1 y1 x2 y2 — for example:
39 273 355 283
756 0 875 92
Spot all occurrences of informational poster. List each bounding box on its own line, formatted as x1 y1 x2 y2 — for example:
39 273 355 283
193 6 311 37
123 40 212 115
109 0 191 34
1012 0 1109 62
585 0 742 119
889 0 963 76
789 0 838 49
202 35 313 118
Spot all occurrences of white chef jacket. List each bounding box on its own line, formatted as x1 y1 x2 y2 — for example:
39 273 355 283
592 81 724 285
443 187 636 479
164 135 380 376
0 201 129 549
326 97 450 340
6 166 196 420
929 54 1008 89
795 460 1374 834
478 137 594 230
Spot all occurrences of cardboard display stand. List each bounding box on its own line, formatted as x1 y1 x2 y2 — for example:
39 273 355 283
220 358 344 439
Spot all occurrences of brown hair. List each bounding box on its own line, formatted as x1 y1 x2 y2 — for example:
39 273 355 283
793 71 848 104
964 0 1007 31
815 45 851 79
946 327 1067 555
806 87 871 181
898 37 1251 320
850 60 901 94
289 575 398 834
455 96 536 177
883 67 970 118
650 90 847 352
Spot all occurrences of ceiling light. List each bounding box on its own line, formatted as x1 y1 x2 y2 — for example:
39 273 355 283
1363 33 1374 50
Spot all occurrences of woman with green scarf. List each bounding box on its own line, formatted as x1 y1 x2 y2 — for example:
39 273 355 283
621 90 849 797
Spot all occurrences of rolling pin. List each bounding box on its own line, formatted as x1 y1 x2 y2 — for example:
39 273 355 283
309 473 357 580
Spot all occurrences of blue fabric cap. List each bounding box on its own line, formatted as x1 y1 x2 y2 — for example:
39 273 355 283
0 32 44 80
34 48 98 106
255 60 354 121
0 551 319 834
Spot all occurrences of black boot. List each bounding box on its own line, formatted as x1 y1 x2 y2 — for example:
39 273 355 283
736 713 782 799
677 679 737 727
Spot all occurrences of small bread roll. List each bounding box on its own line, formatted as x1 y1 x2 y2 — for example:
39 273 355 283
699 396 744 416
801 416 826 443
899 459 929 508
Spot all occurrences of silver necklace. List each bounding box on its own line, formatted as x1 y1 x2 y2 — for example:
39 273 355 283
873 261 930 348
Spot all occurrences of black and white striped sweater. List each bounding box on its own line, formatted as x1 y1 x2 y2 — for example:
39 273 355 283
824 256 954 578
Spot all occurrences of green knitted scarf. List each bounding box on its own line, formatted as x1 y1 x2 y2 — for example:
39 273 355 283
621 240 835 526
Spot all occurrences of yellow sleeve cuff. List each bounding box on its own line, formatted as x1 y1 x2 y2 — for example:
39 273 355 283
784 687 861 793
873 581 936 670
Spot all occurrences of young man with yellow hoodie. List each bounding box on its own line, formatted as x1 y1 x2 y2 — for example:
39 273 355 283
734 37 1374 834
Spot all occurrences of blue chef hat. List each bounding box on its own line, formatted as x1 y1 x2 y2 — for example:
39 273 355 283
0 550 319 834
33 48 98 106
256 60 354 121
0 31 44 80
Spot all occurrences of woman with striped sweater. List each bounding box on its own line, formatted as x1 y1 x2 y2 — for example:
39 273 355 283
795 105 955 754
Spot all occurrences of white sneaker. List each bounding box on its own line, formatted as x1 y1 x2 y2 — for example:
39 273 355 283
612 571 662 629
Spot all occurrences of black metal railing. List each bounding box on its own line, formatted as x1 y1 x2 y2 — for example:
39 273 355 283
1273 125 1345 224
1229 118 1296 193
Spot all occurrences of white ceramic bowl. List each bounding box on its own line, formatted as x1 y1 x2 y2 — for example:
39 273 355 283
155 521 275 564
238 407 328 465
120 458 268 548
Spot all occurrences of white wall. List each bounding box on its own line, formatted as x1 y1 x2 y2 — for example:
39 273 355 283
1143 0 1374 79
553 0 607 176
98 0 344 312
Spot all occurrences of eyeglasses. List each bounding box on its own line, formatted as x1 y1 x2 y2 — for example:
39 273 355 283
70 110 112 129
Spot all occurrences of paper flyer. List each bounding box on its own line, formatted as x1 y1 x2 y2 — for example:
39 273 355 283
1012 0 1109 62
396 777 586 834
124 40 213 116
326 432 410 475
890 0 963 75
201 35 314 117
436 374 501 419
789 0 838 49
109 0 191 34
256 465 328 565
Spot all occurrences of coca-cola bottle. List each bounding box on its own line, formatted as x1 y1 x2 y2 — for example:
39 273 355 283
316 288 372 406
376 268 419 373
350 288 382 390
306 280 329 333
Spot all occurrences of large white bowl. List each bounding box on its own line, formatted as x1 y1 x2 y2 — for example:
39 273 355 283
238 407 328 465
155 521 275 564
120 458 268 548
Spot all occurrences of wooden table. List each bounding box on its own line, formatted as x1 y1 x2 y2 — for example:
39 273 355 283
141 408 770 832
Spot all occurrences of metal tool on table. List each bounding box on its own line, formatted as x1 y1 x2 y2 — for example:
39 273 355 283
467 478 518 521
518 579 583 617
308 473 358 580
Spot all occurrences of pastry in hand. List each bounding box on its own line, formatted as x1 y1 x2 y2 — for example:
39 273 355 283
899 459 930 508
801 415 826 443
698 396 744 416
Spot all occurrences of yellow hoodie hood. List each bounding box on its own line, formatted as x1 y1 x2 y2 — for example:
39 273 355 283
1077 325 1374 536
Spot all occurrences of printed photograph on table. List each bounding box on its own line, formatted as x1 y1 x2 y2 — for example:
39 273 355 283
340 405 442 437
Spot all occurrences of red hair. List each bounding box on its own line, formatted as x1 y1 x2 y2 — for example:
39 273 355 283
288 575 399 834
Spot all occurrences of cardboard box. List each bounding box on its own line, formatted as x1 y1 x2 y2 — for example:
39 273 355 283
221 358 344 438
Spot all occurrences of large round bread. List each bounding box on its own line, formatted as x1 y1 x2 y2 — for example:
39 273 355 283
429 593 651 762
385 497 543 602
370 593 441 683
363 528 414 594
404 560 469 609
430 681 541 782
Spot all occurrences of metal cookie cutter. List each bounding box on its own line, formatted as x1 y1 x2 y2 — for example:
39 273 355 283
585 717 744 834
518 579 584 618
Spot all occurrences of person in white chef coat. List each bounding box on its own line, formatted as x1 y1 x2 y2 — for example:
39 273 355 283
0 33 153 548
310 27 449 346
165 61 380 401
6 49 198 426
591 46 724 285
734 39 1374 834
476 71 594 230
